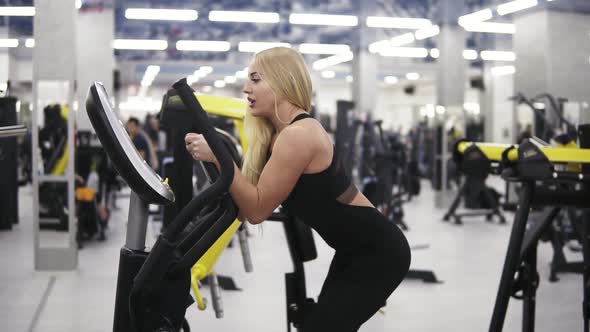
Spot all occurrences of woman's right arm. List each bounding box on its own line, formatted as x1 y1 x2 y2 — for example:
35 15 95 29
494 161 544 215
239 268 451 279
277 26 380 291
187 127 315 224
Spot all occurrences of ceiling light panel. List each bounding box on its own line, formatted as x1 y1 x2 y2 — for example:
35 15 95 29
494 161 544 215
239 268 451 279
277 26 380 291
0 6 35 16
125 8 198 21
464 22 516 34
312 51 354 70
238 42 291 53
497 0 538 16
209 11 280 23
379 47 429 58
415 25 440 40
113 39 168 50
0 39 19 48
481 50 516 61
369 33 415 53
176 40 231 52
289 13 358 26
366 17 432 29
299 43 351 55
458 9 494 26
463 49 479 60
491 65 516 76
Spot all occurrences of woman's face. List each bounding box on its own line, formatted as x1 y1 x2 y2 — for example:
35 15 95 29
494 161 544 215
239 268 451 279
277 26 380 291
242 62 276 118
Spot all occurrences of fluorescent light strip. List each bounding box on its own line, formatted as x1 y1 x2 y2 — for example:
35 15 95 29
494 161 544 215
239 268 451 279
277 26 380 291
366 17 432 29
458 9 493 26
299 43 350 55
186 75 199 85
406 73 420 80
224 76 237 84
428 49 479 60
192 66 213 80
176 40 231 52
491 65 516 76
379 47 429 58
384 76 398 84
141 65 160 87
415 25 440 40
199 66 213 74
369 33 415 53
464 102 481 114
235 70 247 79
463 49 479 60
289 13 358 26
346 75 353 83
113 39 168 50
0 6 35 16
0 39 19 48
481 50 516 61
144 65 160 78
321 70 336 79
463 22 516 34
25 38 35 48
209 10 279 23
497 0 538 16
238 42 291 53
125 8 198 21
312 51 354 70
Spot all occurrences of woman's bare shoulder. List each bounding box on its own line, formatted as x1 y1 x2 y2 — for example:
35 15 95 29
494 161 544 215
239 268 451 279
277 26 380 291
282 118 328 146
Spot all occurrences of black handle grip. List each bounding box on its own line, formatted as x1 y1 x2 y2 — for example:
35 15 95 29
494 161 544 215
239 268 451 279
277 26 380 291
172 79 234 186
159 78 235 240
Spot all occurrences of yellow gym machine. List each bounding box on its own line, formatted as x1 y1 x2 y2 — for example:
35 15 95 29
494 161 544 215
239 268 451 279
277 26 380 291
454 125 590 332
159 91 251 318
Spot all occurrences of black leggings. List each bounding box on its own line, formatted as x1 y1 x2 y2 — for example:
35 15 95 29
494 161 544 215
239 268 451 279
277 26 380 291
301 221 411 332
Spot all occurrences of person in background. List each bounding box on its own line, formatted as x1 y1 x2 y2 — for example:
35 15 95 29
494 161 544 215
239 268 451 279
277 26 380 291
144 114 160 150
126 117 151 164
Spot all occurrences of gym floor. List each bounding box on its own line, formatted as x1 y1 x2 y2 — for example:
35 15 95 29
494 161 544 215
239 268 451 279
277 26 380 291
0 180 583 332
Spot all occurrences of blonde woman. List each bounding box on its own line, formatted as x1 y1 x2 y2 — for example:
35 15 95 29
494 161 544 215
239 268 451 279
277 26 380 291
185 47 411 332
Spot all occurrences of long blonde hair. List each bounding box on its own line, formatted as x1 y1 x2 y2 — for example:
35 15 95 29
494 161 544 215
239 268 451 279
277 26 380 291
242 47 313 186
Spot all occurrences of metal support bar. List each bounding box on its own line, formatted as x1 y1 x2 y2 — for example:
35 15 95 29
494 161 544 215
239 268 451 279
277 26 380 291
522 248 538 332
125 192 149 251
489 182 534 332
582 209 590 332
0 125 27 138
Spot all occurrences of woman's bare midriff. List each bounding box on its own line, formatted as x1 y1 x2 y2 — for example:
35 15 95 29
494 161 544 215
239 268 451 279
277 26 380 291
348 191 375 209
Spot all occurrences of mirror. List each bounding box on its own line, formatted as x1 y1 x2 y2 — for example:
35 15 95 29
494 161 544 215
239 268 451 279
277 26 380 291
36 80 73 249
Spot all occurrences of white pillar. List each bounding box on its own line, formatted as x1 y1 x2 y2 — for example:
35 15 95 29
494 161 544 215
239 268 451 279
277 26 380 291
351 0 377 116
33 0 78 271
514 8 590 131
434 0 466 208
76 7 114 130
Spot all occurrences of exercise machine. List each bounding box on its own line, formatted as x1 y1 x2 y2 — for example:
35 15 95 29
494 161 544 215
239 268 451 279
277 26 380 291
504 92 577 211
454 130 590 332
267 210 318 332
443 139 506 225
159 90 252 296
0 123 27 230
86 80 243 331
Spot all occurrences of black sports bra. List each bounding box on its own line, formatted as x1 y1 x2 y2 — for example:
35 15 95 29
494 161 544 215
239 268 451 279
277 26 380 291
280 113 358 208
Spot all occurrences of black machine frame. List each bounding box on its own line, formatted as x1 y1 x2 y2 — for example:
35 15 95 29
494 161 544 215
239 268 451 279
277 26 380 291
444 140 506 225
86 79 239 332
484 129 590 332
